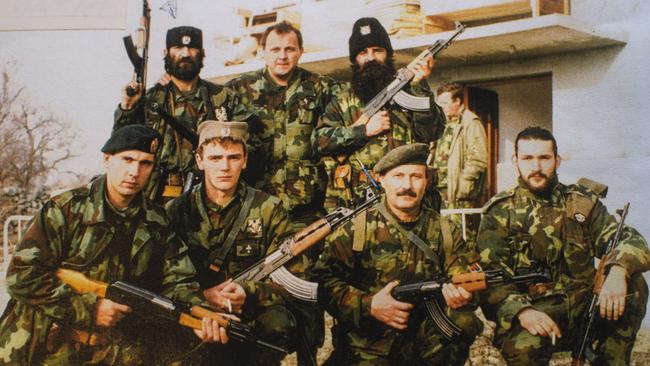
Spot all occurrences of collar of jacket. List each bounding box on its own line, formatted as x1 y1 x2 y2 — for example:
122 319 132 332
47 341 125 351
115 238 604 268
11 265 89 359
261 67 303 91
82 175 166 226
169 77 207 99
516 175 562 203
195 179 248 220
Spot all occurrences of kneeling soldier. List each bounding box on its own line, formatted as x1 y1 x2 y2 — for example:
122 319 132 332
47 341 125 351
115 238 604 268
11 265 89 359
312 143 482 365
0 125 226 366
166 121 296 365
477 126 649 366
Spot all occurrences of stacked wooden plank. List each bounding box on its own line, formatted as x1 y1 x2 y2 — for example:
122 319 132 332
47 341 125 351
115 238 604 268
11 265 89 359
421 0 570 26
366 0 428 38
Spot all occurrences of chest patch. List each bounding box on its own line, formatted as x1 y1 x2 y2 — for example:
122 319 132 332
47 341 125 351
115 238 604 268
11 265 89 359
246 218 262 235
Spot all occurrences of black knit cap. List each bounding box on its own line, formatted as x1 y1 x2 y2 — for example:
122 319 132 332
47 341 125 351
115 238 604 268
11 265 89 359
348 17 393 62
166 26 203 49
373 143 429 175
101 125 162 155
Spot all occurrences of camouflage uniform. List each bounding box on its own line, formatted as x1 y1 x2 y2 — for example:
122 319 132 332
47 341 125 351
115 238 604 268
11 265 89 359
166 181 295 365
477 177 650 366
312 197 482 365
0 176 202 366
314 81 445 210
114 80 245 203
227 67 342 363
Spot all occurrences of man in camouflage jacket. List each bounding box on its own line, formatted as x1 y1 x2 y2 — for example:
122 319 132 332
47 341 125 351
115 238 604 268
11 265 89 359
0 126 227 366
477 127 649 366
312 144 482 365
166 121 296 365
314 17 445 210
226 21 341 364
115 26 245 203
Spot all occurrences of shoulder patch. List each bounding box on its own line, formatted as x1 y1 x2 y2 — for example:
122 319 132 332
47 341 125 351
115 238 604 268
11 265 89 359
566 184 598 223
482 188 515 213
576 177 608 198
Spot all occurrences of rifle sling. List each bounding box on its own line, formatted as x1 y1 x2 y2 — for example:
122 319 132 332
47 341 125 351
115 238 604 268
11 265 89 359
377 204 438 263
211 187 256 269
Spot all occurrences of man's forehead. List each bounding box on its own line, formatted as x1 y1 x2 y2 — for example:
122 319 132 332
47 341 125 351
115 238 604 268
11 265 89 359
266 30 299 47
384 164 427 175
203 141 244 155
110 150 154 161
517 139 555 154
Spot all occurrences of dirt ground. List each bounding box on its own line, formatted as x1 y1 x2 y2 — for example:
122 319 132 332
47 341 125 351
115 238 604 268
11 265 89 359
281 312 650 366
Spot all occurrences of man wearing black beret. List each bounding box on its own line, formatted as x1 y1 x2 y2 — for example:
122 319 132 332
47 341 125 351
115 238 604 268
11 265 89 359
312 143 481 365
0 125 229 365
115 26 246 204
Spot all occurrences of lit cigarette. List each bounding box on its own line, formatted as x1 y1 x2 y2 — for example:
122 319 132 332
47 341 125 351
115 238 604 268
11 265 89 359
551 332 556 346
226 299 232 314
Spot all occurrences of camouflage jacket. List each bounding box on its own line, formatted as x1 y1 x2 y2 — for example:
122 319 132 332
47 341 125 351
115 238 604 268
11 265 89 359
226 67 341 214
311 197 476 355
477 177 650 333
0 176 201 365
314 81 446 208
166 181 290 305
114 79 246 202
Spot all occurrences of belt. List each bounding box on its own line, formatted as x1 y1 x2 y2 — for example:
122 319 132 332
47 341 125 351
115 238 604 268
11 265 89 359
162 172 183 198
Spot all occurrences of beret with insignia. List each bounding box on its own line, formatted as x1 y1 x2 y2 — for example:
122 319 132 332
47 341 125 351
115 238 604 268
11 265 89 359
166 26 203 49
349 17 393 62
198 120 249 147
102 125 162 155
373 143 429 175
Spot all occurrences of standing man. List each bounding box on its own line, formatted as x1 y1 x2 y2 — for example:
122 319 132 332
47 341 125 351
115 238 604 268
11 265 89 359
314 17 446 210
432 83 488 242
227 21 342 364
0 125 227 366
477 127 649 366
166 121 296 365
115 26 244 203
312 143 482 365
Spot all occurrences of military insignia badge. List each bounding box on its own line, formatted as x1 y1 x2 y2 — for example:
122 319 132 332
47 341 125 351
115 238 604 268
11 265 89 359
574 213 586 223
221 127 231 136
247 218 262 235
182 35 191 45
150 138 158 153
360 25 371 35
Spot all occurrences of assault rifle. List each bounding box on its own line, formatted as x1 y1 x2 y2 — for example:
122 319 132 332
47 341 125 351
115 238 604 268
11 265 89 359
55 268 287 353
350 22 465 126
234 186 381 301
123 0 151 97
572 203 630 366
392 266 551 340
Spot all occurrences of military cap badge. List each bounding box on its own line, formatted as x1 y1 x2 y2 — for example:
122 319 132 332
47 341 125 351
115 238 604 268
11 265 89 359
247 218 262 235
360 25 371 35
221 127 231 137
182 35 191 45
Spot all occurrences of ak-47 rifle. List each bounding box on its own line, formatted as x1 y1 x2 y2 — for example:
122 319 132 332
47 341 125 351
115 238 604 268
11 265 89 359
123 0 151 97
350 22 465 127
234 186 381 302
392 266 551 340
55 268 288 354
572 203 630 366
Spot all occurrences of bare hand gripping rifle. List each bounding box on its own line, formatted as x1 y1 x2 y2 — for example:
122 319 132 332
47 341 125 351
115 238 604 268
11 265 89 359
572 203 630 366
392 266 551 340
55 268 288 353
351 22 465 126
234 187 381 302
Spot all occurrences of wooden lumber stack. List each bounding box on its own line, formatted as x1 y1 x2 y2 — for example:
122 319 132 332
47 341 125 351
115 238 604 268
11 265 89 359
366 0 427 38
421 0 570 26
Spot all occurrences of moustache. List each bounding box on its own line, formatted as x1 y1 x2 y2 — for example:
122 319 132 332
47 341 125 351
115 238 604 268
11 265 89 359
527 172 548 180
396 189 417 197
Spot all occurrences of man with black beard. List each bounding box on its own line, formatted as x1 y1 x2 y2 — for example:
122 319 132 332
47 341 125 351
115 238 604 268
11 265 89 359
115 26 244 204
314 17 446 210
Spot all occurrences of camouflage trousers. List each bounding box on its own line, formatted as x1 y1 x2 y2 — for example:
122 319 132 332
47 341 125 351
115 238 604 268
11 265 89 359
497 273 648 366
325 307 482 366
167 303 297 366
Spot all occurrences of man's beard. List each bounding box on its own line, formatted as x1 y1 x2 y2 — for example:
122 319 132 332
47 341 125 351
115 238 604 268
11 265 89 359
519 168 557 195
351 59 396 104
164 52 203 81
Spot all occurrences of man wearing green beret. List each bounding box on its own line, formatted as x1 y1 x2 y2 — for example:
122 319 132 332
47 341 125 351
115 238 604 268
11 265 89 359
0 125 228 366
166 121 296 365
312 143 481 365
115 26 246 204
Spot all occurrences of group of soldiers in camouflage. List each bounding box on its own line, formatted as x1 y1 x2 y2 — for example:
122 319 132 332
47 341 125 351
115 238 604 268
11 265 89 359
0 14 647 366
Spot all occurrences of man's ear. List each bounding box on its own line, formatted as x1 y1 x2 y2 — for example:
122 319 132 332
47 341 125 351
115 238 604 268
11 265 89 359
556 154 562 169
511 154 517 166
103 153 110 169
163 48 168 57
195 152 205 171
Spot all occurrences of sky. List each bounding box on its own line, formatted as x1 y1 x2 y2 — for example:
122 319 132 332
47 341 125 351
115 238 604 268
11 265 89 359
0 0 280 186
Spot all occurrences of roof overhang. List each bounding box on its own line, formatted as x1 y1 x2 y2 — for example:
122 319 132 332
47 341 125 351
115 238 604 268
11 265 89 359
210 14 627 84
